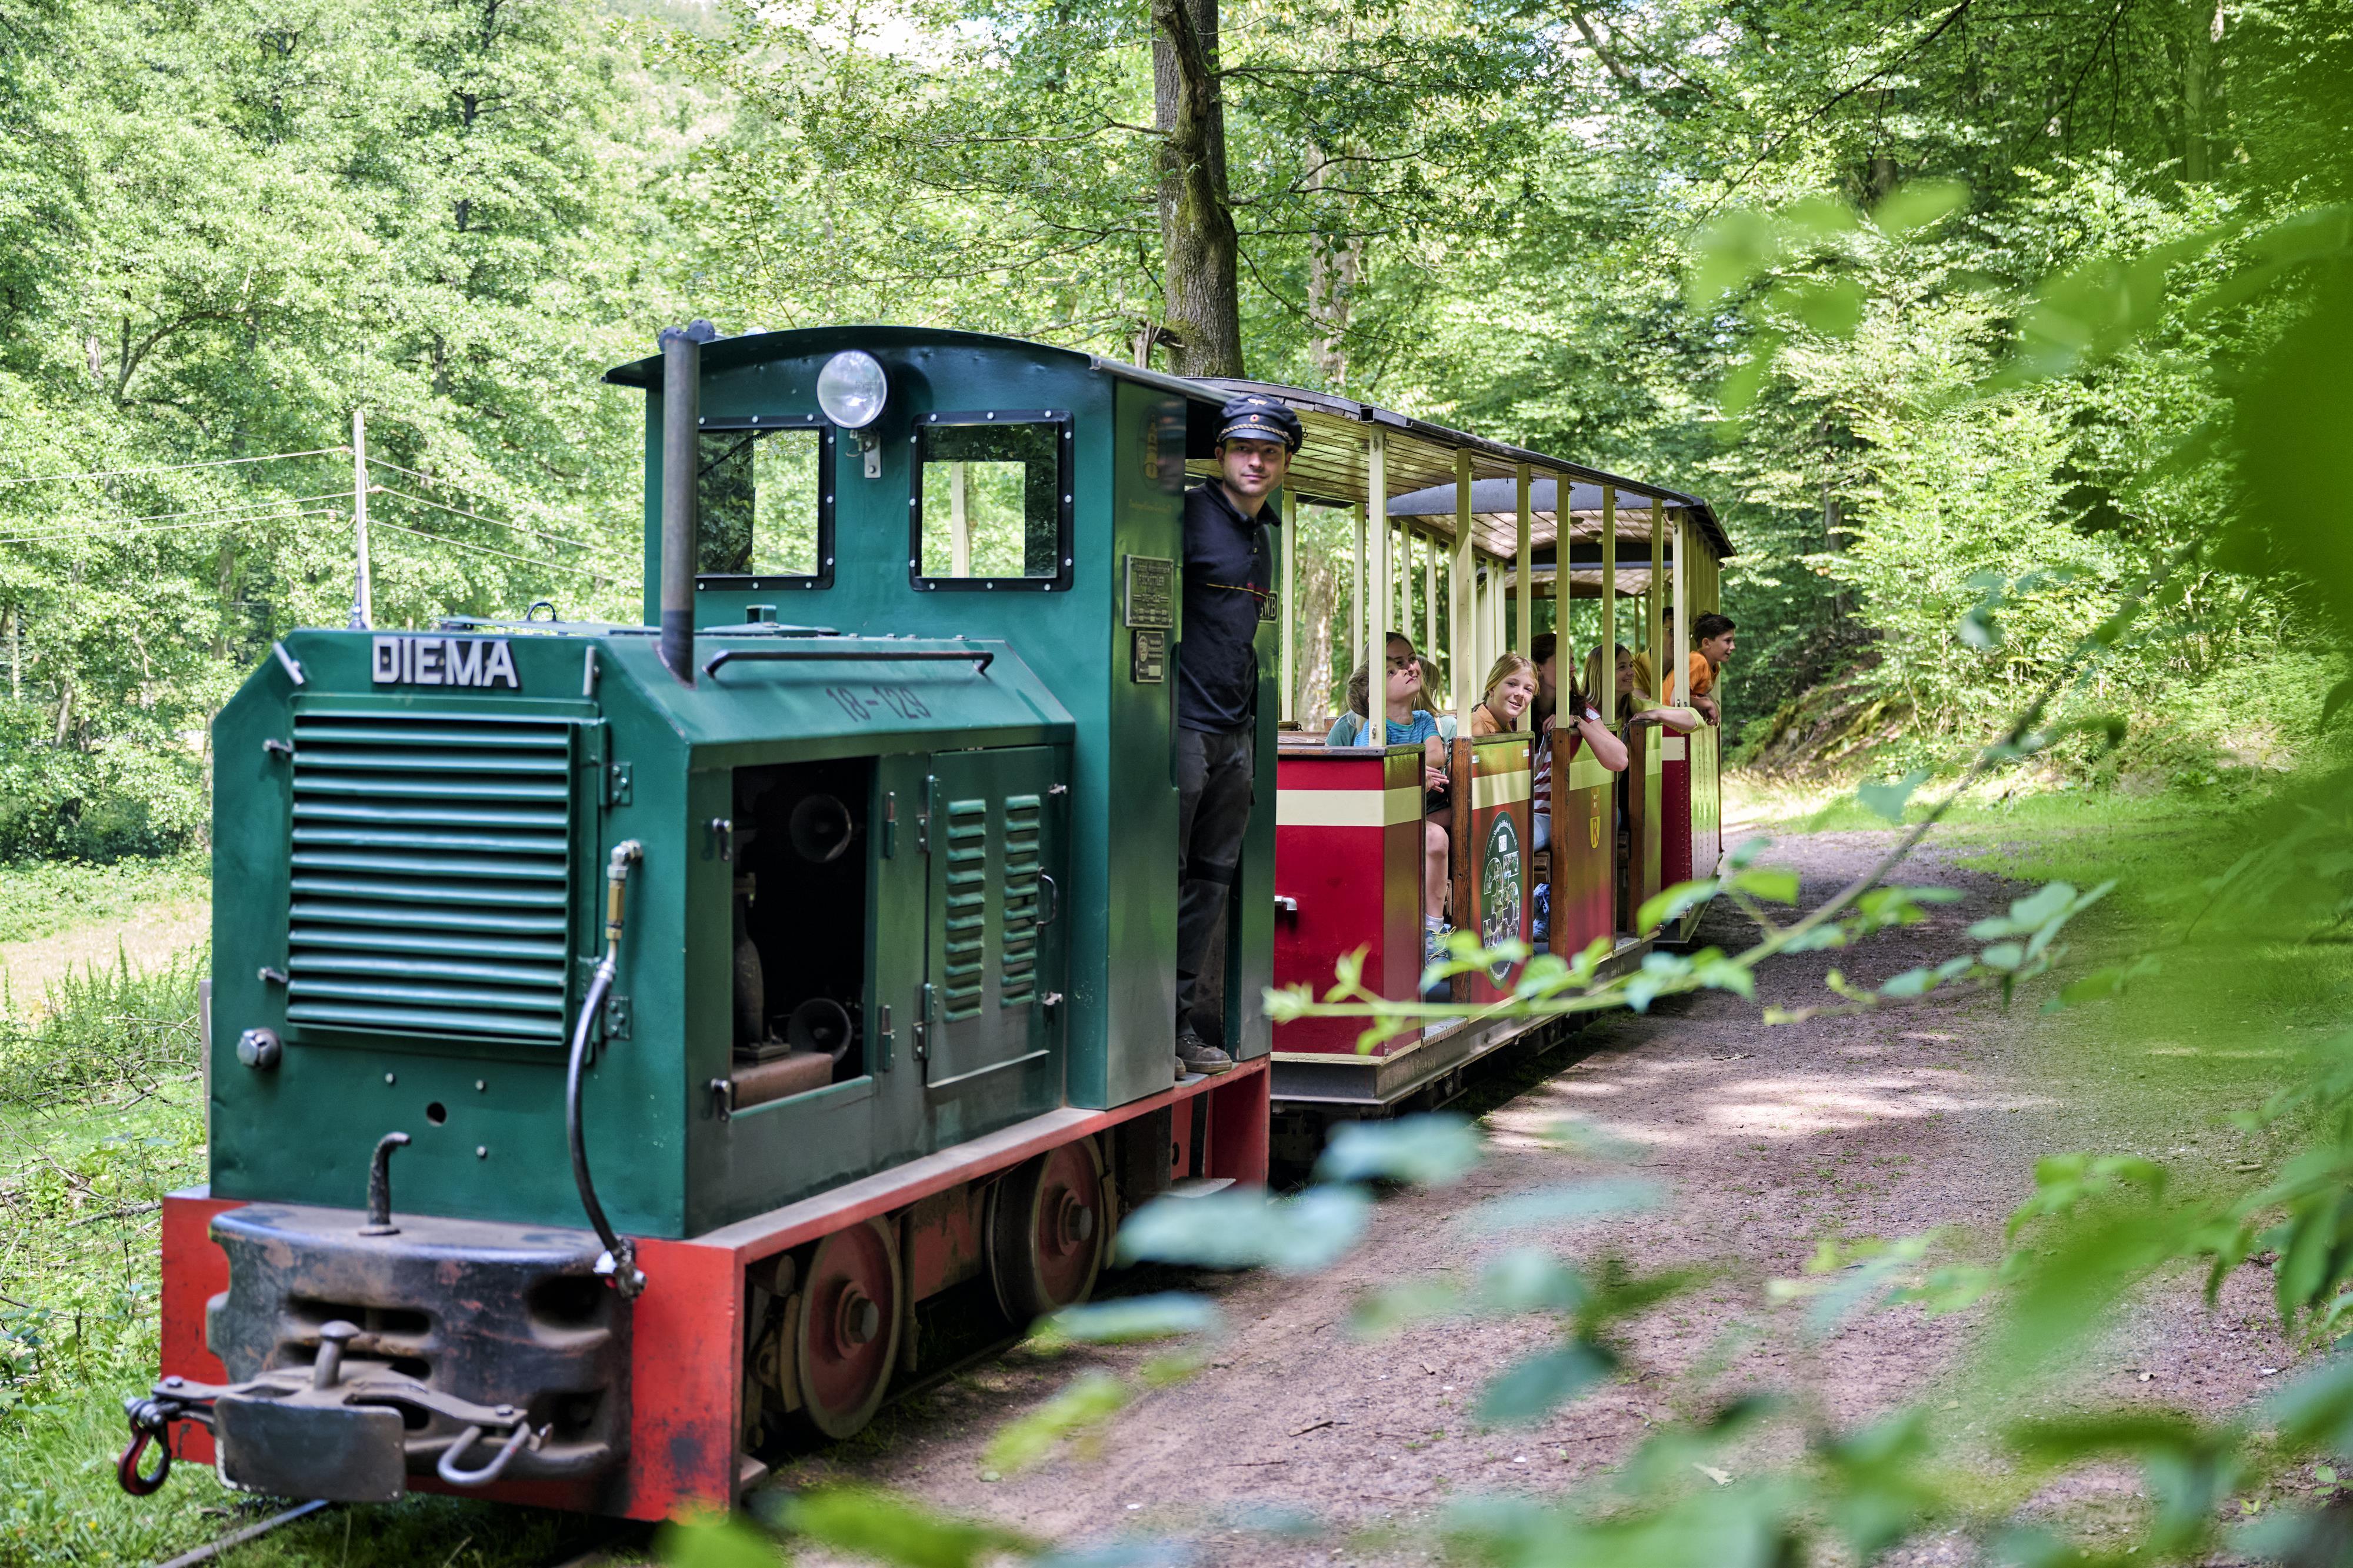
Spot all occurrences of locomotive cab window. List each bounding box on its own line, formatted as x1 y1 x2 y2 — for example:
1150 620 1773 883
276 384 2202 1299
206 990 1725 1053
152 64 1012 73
698 421 833 586
911 413 1071 590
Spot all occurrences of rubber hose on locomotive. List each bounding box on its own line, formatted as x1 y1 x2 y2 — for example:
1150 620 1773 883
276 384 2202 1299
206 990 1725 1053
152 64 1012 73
568 840 645 1296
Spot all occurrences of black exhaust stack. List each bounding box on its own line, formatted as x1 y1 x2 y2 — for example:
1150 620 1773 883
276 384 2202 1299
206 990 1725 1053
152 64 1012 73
658 321 718 685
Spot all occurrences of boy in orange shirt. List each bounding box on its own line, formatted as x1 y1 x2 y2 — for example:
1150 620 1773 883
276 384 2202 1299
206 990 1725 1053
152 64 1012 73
1681 613 1736 724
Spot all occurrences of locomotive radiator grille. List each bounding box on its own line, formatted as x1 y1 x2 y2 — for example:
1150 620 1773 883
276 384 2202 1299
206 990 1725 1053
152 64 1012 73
1000 793 1041 1006
285 715 575 1045
940 798 988 1022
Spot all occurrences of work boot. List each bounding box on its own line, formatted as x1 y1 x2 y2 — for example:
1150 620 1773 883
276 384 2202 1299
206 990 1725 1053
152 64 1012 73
1174 1025 1234 1077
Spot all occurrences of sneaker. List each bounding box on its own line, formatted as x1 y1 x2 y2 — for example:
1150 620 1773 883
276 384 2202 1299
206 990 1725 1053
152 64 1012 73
1423 921 1452 968
1174 1026 1235 1077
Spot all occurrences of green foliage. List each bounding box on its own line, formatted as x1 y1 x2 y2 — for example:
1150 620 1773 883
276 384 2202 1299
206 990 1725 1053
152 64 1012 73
765 1486 1037 1566
981 1374 1130 1476
1110 1183 1369 1273
1311 1111 1481 1186
1043 1293 1225 1345
655 1513 786 1568
1458 1178 1662 1236
0 852 204 946
1 0 674 860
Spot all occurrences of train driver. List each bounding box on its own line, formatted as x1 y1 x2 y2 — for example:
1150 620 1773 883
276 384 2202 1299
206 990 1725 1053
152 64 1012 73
1172 393 1304 1079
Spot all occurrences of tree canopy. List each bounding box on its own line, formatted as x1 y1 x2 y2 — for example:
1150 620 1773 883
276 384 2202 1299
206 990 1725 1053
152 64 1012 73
2 0 2349 854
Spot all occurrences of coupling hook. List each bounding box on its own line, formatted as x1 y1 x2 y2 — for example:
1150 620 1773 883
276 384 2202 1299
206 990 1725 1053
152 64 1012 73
116 1399 176 1495
436 1419 538 1486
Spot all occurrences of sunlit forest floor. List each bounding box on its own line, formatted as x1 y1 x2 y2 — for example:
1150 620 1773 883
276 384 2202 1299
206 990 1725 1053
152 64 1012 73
0 778 2336 1566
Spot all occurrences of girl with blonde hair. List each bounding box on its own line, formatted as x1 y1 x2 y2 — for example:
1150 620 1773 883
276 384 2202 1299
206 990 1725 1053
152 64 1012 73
1470 652 1538 736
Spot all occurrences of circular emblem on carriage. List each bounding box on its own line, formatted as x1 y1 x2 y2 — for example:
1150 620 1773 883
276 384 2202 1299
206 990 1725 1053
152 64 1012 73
1480 812 1524 985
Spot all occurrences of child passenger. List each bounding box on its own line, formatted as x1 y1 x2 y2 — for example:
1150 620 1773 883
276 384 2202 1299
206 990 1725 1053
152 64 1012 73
1584 644 1704 735
1469 652 1538 736
1482 650 1628 859
1327 632 1454 963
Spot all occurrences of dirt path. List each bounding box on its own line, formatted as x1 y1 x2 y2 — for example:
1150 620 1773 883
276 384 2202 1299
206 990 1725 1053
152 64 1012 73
772 830 2295 1563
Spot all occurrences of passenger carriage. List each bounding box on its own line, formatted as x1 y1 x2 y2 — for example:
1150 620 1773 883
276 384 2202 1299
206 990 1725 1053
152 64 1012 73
1231 389 1732 1122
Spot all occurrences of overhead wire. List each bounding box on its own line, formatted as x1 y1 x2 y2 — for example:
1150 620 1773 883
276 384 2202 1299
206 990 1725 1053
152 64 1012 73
0 448 349 487
362 455 565 516
0 491 357 543
366 485 630 558
0 509 351 548
366 519 641 586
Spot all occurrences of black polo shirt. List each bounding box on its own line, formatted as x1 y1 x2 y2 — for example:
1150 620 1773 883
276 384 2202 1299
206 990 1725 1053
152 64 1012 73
1176 480 1279 733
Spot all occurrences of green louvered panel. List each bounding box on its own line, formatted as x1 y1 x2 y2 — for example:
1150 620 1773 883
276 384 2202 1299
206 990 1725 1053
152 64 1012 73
285 713 576 1046
1000 793 1042 1006
939 796 989 1022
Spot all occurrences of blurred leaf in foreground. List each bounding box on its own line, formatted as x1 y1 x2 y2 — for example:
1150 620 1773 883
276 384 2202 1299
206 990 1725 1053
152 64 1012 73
1047 1293 1224 1344
768 1486 1036 1568
1114 1185 1371 1273
1314 1112 1482 1186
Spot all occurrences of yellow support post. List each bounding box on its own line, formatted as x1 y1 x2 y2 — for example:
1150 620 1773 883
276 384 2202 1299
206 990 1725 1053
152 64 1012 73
1491 559 1506 670
1280 488 1297 723
1452 447 1476 736
1412 525 1431 659
1384 518 1402 635
1352 491 1365 698
1671 506 1689 709
1648 497 1663 700
1367 430 1389 748
1601 485 1617 702
1515 463 1532 657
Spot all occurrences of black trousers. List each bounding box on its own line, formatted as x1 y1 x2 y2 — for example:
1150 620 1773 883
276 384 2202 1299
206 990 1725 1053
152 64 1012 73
1175 725 1255 1036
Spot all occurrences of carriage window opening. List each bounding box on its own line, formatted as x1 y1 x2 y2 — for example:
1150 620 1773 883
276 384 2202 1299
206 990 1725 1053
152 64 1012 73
915 421 1064 583
698 425 826 579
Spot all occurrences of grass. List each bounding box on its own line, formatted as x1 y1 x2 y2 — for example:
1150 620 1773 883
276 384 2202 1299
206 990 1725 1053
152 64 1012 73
1 950 211 1567
0 856 208 949
0 948 625 1568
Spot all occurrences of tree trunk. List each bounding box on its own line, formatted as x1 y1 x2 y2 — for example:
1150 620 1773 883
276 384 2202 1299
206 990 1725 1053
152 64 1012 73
1296 521 1338 723
2183 0 2216 182
1304 149 1364 389
1152 0 1244 378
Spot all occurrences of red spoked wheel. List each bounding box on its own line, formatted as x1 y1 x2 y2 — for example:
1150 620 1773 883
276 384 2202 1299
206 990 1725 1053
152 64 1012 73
988 1139 1107 1327
794 1217 903 1439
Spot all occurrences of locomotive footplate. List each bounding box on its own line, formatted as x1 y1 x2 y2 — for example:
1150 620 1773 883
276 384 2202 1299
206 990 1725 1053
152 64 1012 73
124 1201 631 1503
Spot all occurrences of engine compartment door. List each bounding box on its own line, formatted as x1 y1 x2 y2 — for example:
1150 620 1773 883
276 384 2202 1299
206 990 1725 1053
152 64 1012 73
922 746 1066 1089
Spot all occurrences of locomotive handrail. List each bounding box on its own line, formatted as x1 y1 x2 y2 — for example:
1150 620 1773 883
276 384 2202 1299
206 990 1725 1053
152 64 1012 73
701 646 994 678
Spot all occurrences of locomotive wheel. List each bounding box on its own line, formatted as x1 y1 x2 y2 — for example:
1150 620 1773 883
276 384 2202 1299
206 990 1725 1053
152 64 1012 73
988 1139 1107 1327
794 1217 903 1439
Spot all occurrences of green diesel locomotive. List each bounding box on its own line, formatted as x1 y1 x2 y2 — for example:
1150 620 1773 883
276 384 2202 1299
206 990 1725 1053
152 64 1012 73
124 325 1275 1519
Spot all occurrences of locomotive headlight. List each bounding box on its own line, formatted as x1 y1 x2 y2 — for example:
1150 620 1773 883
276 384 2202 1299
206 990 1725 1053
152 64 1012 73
816 351 888 430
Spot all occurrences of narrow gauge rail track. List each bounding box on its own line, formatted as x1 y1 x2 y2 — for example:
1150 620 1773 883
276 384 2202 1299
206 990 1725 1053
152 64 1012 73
145 1500 647 1568
150 1500 331 1567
